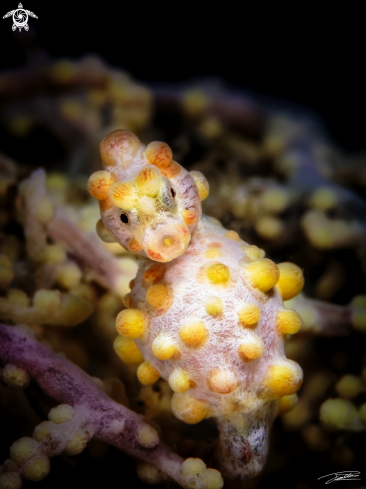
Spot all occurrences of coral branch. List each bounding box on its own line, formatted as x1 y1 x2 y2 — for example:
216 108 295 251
285 295 363 336
0 324 187 487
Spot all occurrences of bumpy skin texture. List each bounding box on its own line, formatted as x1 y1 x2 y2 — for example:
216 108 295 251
89 131 304 488
88 130 202 262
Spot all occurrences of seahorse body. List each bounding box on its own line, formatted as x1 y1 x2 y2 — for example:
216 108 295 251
88 130 304 487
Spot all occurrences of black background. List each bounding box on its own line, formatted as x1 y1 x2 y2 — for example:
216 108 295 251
1 3 365 152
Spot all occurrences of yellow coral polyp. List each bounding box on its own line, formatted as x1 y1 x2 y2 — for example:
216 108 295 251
276 309 302 335
87 170 112 200
255 216 284 240
238 335 265 360
136 166 162 196
180 322 208 348
201 469 224 489
335 375 362 399
109 181 137 210
152 333 178 360
113 335 144 365
137 361 160 385
207 263 230 284
181 458 206 478
115 309 147 338
171 392 209 424
260 361 303 399
169 368 191 393
65 430 88 456
190 171 210 201
33 289 61 313
7 289 30 308
238 304 261 326
48 404 74 424
2 363 29 388
320 398 358 429
22 455 50 481
245 258 280 293
276 262 304 301
10 437 39 464
207 368 238 394
205 296 223 316
0 472 22 489
137 423 159 448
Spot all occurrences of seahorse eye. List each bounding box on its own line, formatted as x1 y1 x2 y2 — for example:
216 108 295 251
171 188 176 199
120 213 129 224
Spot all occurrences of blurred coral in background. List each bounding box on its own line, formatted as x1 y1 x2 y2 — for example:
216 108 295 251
1 22 366 489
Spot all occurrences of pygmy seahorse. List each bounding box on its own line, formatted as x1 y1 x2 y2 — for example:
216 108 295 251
88 130 304 488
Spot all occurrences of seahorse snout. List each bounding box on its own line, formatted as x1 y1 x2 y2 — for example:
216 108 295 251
143 222 191 262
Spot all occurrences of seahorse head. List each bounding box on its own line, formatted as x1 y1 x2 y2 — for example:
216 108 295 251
88 130 208 262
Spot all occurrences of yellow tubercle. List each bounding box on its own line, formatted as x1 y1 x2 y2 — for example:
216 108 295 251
136 166 162 196
181 209 197 226
276 262 304 300
171 392 209 424
137 361 160 385
205 247 221 259
225 230 240 241
207 368 238 394
146 284 173 310
276 309 302 335
152 333 178 360
123 292 132 308
238 335 265 360
145 141 173 168
205 296 223 316
277 394 298 415
207 263 230 284
180 322 208 348
109 181 137 210
87 170 112 200
113 335 144 365
143 264 166 284
259 361 303 399
190 171 210 201
115 309 147 338
169 368 191 393
96 219 116 243
245 258 280 293
238 304 261 326
242 244 261 260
